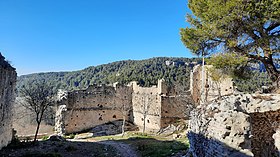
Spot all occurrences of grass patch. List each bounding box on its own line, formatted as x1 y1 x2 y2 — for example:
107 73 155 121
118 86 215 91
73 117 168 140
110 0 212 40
88 131 189 157
42 136 49 141
120 137 189 157
63 133 75 139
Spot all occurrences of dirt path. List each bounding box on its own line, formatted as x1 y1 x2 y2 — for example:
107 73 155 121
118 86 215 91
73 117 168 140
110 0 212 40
71 139 139 157
98 141 139 157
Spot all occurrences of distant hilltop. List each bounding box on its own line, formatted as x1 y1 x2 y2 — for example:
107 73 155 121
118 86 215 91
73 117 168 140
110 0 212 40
17 57 201 93
17 56 274 94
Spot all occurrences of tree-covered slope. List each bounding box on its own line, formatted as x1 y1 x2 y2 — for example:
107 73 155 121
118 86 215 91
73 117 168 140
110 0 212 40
17 57 274 94
17 57 200 93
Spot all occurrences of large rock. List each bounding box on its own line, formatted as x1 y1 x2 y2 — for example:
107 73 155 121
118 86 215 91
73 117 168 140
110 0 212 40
0 53 17 150
188 93 280 157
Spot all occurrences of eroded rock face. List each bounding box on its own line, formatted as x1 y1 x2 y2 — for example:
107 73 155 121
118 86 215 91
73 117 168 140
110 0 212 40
0 54 17 150
188 93 280 157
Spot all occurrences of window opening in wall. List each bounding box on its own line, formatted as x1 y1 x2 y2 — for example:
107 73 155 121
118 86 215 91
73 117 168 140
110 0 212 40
147 120 150 123
113 115 116 118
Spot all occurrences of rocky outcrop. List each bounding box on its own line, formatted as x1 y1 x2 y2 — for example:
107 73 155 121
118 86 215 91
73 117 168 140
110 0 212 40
0 53 16 149
188 93 280 157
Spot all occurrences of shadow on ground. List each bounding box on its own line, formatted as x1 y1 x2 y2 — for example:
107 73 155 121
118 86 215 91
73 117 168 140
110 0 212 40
0 136 188 157
188 131 256 157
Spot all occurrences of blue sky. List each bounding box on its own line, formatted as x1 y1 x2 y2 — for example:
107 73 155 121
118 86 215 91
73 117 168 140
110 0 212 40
0 0 194 75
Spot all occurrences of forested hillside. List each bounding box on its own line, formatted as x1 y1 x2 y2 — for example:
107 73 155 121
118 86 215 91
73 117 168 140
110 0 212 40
17 57 273 94
17 57 200 93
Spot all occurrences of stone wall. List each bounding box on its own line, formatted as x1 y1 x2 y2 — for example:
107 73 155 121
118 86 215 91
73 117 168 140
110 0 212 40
131 81 162 132
188 93 280 157
56 79 194 134
160 94 194 128
0 54 16 150
132 80 194 132
55 84 133 134
190 65 234 105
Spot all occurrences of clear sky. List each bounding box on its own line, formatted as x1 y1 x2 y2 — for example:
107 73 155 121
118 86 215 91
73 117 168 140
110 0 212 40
0 0 194 75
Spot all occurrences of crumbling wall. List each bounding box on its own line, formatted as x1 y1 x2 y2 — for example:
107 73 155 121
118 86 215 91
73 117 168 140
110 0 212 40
0 54 16 150
160 94 193 128
56 84 133 134
131 81 162 132
56 79 194 134
190 65 234 104
188 93 280 157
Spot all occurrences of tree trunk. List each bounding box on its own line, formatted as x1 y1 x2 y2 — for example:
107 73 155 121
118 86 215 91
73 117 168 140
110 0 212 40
143 114 146 133
122 115 125 137
217 83 221 99
261 59 280 88
34 121 41 142
34 111 44 143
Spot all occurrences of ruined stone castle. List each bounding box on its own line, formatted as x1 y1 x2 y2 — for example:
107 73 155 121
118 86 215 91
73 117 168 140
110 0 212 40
55 79 194 134
0 54 17 149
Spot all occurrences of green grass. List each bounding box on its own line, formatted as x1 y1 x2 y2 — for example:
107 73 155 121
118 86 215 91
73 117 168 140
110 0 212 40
42 136 49 141
63 133 75 139
89 131 189 157
120 138 188 157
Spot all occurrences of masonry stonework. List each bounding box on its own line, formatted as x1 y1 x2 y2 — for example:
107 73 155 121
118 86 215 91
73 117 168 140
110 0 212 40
190 65 234 105
188 94 280 157
55 84 133 134
0 54 16 150
56 79 193 134
131 81 162 132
